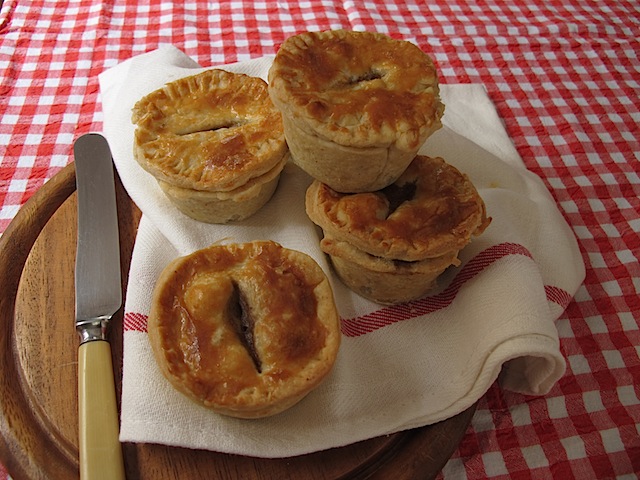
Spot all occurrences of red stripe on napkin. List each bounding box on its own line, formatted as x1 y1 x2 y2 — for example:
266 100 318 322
341 242 569 337
544 285 574 310
123 312 148 332
123 243 572 336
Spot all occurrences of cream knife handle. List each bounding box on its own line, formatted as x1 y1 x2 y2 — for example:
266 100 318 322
78 340 126 480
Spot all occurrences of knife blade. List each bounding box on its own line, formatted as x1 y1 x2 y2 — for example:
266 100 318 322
74 133 126 480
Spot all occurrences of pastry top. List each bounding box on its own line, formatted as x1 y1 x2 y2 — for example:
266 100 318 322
132 69 287 192
147 241 341 418
306 155 491 261
268 29 444 151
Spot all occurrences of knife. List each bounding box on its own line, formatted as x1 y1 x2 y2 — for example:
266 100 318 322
74 133 126 480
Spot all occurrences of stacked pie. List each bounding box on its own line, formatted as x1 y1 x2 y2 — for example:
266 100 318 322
268 29 445 193
306 155 491 304
267 30 491 304
132 68 288 223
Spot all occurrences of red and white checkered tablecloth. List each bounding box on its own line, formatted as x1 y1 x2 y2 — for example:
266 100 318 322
1 0 638 478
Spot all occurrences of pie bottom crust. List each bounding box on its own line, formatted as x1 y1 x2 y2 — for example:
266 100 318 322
282 114 441 193
158 154 288 223
321 235 461 305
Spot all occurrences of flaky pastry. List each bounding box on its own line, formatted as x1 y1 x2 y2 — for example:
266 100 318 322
306 155 491 304
268 29 445 192
147 241 341 418
132 69 288 222
322 236 461 305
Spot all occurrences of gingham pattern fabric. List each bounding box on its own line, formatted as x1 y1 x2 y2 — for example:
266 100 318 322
0 1 638 478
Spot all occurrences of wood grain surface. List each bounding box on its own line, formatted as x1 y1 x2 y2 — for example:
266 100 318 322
0 163 476 479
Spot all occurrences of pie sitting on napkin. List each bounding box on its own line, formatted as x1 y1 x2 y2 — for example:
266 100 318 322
98 45 585 458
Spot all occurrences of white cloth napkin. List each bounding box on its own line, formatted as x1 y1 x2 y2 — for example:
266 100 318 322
99 45 585 457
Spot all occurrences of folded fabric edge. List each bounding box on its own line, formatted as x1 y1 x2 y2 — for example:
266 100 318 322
499 344 567 395
388 331 565 439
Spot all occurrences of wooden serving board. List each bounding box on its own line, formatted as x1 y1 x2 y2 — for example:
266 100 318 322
0 163 476 480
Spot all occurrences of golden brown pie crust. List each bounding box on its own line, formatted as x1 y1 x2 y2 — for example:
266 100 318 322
269 29 443 151
147 241 341 418
306 155 491 304
268 29 444 192
306 155 490 261
132 69 288 222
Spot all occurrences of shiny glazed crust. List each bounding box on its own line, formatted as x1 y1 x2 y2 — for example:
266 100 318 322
147 241 341 418
268 30 444 152
306 155 491 304
132 69 287 192
268 30 444 192
306 155 491 262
